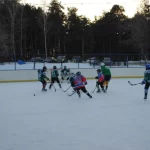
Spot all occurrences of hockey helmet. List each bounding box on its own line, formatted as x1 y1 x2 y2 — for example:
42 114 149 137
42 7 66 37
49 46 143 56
53 66 57 69
101 63 105 66
43 66 47 71
38 69 41 73
71 72 75 77
146 64 150 70
64 66 67 69
76 71 81 76
97 69 101 73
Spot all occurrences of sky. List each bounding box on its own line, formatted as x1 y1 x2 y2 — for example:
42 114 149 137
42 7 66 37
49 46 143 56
20 0 144 21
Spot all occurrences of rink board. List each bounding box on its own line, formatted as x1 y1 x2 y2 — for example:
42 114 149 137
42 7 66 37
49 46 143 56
0 68 144 82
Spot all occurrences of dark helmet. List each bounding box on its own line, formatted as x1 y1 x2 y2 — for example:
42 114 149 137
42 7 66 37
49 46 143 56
53 66 56 69
97 69 101 73
76 71 81 76
43 66 47 70
38 69 41 73
71 72 75 77
64 66 67 69
146 64 150 70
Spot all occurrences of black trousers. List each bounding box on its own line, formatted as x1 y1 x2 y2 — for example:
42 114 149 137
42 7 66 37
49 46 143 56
75 87 87 93
51 77 60 84
41 80 47 86
145 82 150 90
96 81 104 88
104 75 111 81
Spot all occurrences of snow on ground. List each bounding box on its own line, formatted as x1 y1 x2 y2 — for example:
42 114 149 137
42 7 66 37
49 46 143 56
0 62 144 70
0 79 150 150
0 62 99 70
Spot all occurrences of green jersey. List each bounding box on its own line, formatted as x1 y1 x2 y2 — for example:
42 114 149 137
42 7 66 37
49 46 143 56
144 70 150 83
61 68 70 76
38 69 49 81
69 74 76 87
51 69 59 78
101 65 111 76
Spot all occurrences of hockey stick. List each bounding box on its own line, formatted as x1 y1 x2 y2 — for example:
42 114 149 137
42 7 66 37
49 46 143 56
62 85 71 92
49 84 56 92
128 81 141 86
67 90 76 96
52 85 56 92
91 79 98 93
92 85 97 93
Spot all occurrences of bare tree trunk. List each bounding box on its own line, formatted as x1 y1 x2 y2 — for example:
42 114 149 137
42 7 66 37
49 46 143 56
63 35 66 55
11 6 15 57
140 43 147 64
20 5 23 59
82 35 84 61
44 14 47 58
58 28 60 53
11 15 16 66
7 1 18 63
24 31 27 60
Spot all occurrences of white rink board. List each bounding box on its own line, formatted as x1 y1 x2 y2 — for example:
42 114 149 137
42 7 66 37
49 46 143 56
0 68 145 82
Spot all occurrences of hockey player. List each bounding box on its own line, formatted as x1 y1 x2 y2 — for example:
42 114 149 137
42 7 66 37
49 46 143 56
100 63 111 91
49 66 62 89
141 64 150 99
68 72 76 87
61 66 70 81
95 69 105 93
38 66 50 91
70 71 92 98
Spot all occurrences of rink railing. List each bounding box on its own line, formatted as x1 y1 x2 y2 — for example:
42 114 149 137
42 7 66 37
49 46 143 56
0 61 146 71
0 53 149 70
0 68 144 83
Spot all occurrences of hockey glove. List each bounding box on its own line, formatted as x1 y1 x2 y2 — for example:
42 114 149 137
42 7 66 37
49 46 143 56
84 81 87 85
141 80 145 85
95 76 98 79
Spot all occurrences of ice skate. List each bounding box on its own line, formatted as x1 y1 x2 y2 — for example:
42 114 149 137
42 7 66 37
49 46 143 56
96 89 101 93
102 88 106 93
144 93 147 100
59 84 62 89
87 93 92 98
42 88 47 91
49 84 52 89
144 95 147 100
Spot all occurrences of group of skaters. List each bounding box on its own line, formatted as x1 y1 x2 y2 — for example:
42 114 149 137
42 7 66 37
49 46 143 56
38 63 150 99
38 63 111 98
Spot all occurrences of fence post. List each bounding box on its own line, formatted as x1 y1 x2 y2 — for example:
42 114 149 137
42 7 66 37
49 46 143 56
61 61 63 68
94 54 95 68
14 51 16 70
127 56 128 68
110 54 112 68
33 61 35 70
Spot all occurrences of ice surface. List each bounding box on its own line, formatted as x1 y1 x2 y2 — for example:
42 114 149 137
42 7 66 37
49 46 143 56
0 79 150 150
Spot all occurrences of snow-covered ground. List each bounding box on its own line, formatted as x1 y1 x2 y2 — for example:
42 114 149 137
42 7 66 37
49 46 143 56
0 79 150 150
0 62 144 70
0 62 98 70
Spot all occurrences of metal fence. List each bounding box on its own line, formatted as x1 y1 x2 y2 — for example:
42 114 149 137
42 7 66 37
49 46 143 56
0 53 148 70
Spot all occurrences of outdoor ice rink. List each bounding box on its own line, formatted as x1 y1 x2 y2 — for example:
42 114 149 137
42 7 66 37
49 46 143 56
0 78 150 150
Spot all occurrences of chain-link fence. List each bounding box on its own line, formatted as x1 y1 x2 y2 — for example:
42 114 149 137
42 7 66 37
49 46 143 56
0 53 148 70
